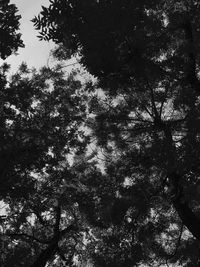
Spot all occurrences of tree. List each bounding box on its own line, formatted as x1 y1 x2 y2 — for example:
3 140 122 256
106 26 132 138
0 64 94 266
0 64 86 197
33 0 200 266
0 0 24 59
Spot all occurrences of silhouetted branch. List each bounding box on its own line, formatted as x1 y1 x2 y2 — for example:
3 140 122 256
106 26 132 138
6 233 50 244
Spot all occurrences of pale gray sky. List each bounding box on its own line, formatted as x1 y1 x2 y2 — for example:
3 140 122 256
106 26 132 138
0 0 55 72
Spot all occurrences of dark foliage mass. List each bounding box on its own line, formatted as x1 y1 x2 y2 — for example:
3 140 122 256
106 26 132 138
0 0 23 59
2 0 200 266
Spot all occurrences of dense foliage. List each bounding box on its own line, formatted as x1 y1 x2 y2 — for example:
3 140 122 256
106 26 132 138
32 0 200 266
0 0 23 59
2 0 200 266
0 60 103 265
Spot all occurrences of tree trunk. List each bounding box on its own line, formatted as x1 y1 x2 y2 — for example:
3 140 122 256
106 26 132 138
169 172 200 240
30 237 59 267
162 123 200 240
173 198 200 240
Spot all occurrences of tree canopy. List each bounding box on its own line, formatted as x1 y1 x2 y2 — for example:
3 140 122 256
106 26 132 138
0 0 23 59
32 0 200 265
0 63 92 266
2 0 200 266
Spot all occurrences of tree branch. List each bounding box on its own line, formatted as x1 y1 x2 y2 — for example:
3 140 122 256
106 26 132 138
29 224 78 267
31 208 48 226
146 79 160 122
160 122 200 241
6 232 50 244
173 198 200 240
54 204 61 235
30 239 59 267
182 19 200 94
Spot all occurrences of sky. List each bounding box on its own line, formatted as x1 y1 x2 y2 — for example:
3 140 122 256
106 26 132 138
0 0 55 73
